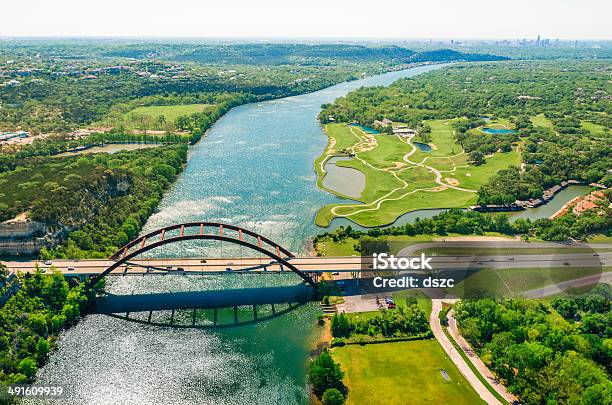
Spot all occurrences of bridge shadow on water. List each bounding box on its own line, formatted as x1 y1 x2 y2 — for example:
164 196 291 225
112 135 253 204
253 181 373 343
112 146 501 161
92 283 317 329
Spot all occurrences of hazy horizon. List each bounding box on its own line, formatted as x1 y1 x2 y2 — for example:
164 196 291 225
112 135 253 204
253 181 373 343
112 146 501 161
2 0 610 40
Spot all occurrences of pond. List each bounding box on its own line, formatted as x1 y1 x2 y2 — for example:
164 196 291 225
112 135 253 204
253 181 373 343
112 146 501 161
322 156 366 199
414 141 432 152
349 123 380 134
481 128 516 135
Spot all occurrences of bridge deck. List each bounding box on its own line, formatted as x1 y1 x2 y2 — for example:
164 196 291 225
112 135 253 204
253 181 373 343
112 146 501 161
3 253 609 276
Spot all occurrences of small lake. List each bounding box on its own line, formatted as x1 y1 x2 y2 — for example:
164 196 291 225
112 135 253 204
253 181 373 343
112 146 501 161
414 141 432 152
482 128 515 135
322 156 365 199
349 123 380 134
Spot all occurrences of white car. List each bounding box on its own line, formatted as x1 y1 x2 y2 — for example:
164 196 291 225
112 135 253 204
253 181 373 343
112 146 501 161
44 260 52 265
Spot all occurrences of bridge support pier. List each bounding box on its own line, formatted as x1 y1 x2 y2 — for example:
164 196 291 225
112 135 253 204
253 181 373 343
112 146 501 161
213 308 218 326
233 305 238 325
253 305 258 320
148 311 152 323
192 309 197 326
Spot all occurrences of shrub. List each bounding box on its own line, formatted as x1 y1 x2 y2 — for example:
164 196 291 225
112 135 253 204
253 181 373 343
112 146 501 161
308 350 347 398
322 388 346 405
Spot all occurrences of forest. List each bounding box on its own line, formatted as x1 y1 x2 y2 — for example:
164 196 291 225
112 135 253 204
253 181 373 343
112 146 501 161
453 284 612 404
0 145 188 258
0 265 99 386
0 40 506 135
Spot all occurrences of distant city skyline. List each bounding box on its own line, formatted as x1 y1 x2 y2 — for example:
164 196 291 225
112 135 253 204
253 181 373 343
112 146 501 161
2 0 611 40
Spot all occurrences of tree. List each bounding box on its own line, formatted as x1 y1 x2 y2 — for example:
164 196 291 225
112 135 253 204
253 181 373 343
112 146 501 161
308 350 347 398
468 150 485 165
18 358 37 379
36 338 51 363
322 388 346 405
330 313 351 338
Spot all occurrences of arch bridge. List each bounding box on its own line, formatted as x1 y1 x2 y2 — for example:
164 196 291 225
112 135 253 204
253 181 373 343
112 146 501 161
86 222 318 289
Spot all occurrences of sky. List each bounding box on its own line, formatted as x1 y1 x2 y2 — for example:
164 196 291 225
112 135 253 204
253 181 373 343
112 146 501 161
2 0 611 40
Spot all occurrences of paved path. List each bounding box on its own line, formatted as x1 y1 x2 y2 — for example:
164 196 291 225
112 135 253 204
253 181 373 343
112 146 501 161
447 309 518 404
430 299 503 405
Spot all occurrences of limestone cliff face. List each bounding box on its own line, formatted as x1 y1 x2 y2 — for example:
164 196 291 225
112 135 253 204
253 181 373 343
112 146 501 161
1 170 133 256
0 219 47 256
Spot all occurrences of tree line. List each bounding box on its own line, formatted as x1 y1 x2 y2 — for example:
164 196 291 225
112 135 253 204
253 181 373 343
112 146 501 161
453 285 611 404
0 265 101 388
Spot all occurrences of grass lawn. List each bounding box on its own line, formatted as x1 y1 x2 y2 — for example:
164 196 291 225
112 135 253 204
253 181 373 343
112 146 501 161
580 120 609 136
332 340 484 405
315 237 362 256
317 187 476 227
126 104 213 122
531 114 553 128
392 289 433 318
453 149 520 189
416 246 612 256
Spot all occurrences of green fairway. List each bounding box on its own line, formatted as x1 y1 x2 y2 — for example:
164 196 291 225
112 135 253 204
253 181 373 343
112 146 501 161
580 120 609 136
332 340 484 405
531 113 554 128
314 120 520 227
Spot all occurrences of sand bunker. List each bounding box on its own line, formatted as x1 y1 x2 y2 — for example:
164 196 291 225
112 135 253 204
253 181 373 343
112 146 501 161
445 177 459 186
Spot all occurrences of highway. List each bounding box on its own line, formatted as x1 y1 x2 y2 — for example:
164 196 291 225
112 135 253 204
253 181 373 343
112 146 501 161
2 251 610 276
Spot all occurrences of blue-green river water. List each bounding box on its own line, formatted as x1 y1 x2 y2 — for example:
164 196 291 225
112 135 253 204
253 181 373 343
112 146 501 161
140 64 444 255
30 65 445 405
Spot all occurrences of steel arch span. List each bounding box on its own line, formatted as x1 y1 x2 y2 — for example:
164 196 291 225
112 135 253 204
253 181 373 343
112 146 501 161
86 222 317 289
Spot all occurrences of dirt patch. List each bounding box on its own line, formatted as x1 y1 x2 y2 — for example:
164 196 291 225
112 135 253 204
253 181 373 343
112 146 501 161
429 143 438 150
310 318 332 358
445 177 459 186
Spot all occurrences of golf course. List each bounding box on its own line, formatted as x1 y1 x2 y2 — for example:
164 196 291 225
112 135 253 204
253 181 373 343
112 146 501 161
314 119 520 227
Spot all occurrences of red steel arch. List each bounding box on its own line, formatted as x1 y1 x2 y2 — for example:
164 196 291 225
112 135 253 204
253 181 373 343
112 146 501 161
86 222 317 289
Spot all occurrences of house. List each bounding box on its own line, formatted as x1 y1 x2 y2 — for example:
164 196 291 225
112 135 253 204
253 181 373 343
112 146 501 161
373 118 393 127
3 79 20 87
393 127 417 137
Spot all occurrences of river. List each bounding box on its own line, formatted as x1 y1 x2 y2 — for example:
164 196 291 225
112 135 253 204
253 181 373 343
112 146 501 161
138 64 444 256
30 64 446 405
